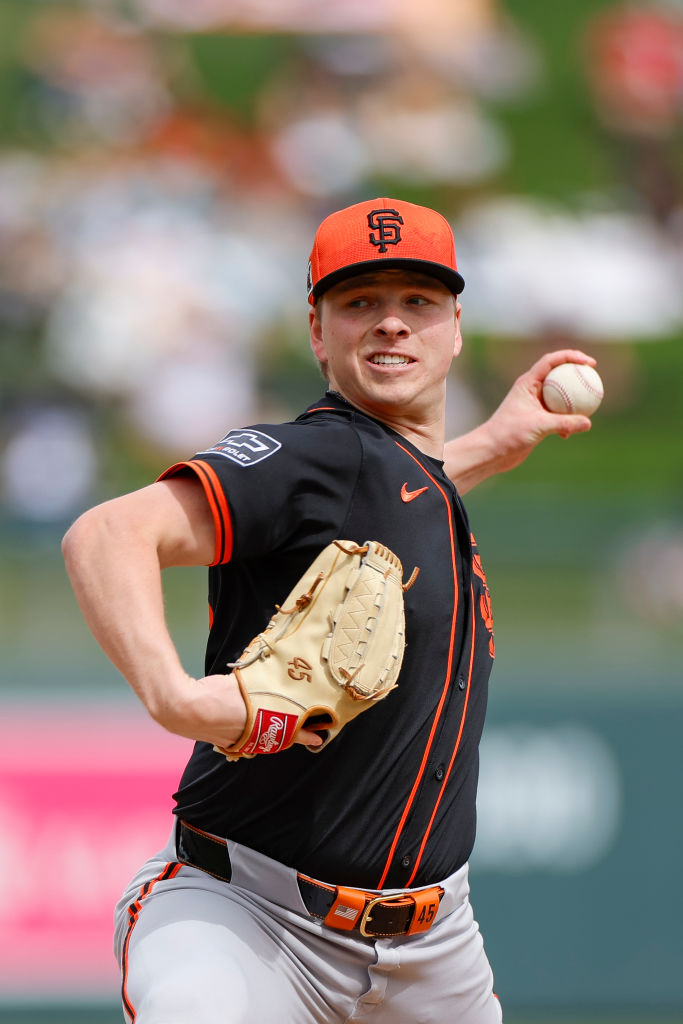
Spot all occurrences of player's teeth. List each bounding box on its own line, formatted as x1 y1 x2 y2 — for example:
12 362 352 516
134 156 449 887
372 355 410 364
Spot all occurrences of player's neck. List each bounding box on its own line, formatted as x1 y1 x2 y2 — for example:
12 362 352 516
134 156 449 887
328 389 446 459
382 414 446 460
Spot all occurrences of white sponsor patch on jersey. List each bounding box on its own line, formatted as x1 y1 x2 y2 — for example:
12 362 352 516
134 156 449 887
200 429 282 467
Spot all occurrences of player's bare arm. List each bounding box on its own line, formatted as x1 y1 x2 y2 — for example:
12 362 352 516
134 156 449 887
61 477 323 749
445 349 597 494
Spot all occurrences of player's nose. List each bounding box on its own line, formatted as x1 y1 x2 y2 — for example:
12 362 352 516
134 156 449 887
373 314 410 339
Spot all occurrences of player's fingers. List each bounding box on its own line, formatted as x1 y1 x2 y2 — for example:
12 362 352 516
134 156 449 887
550 413 593 438
295 728 325 747
524 349 597 385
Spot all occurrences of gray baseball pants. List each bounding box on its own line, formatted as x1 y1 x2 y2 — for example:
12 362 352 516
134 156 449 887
114 823 502 1024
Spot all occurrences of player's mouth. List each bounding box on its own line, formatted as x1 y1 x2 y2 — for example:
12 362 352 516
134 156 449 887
368 353 415 366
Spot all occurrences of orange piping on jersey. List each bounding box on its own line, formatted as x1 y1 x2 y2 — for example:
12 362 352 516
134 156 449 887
120 861 181 1022
208 602 214 629
405 591 476 886
307 406 337 413
158 460 233 566
376 442 460 890
191 461 233 564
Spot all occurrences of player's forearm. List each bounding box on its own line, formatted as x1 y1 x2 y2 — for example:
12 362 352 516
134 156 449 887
444 421 514 494
62 504 188 720
446 351 598 492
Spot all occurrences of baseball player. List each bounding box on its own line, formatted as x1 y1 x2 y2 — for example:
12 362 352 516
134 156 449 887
63 198 596 1024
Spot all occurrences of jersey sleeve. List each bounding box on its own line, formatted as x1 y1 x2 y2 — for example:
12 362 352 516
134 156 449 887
159 419 362 565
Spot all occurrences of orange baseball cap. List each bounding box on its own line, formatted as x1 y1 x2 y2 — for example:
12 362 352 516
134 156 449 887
307 197 465 304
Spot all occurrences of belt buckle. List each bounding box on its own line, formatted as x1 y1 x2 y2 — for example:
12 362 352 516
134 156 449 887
359 891 412 938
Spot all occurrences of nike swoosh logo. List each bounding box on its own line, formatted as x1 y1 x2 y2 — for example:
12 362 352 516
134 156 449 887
401 483 429 503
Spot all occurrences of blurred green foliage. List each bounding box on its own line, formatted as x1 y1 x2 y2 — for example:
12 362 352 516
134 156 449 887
187 33 298 122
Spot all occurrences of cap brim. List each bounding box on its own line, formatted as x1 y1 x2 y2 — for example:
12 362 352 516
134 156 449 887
311 258 465 302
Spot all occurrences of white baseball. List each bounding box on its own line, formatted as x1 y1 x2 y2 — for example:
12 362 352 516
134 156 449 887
542 363 604 416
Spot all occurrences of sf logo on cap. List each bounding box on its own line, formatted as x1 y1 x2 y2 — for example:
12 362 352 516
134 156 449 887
368 209 404 253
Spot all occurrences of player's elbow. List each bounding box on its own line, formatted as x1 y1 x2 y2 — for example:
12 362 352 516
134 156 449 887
62 501 126 577
62 505 103 574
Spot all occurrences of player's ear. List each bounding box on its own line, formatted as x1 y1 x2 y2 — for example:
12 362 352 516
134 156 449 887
309 305 328 364
453 300 463 358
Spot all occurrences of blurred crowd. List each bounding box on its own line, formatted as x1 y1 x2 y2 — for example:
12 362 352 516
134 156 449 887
0 0 681 563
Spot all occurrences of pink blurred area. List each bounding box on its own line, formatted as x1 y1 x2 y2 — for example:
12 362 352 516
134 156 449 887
0 705 192 998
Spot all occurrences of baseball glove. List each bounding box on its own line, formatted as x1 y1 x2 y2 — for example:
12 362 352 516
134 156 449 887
214 540 416 761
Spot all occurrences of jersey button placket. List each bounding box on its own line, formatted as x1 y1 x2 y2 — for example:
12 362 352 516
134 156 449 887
434 764 445 781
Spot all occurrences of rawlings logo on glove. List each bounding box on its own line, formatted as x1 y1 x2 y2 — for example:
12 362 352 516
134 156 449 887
214 540 418 761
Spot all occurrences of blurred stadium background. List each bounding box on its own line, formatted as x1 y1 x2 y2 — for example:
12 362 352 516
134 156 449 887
0 0 681 1021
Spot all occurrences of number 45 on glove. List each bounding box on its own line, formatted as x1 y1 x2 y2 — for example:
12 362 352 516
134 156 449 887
214 540 419 761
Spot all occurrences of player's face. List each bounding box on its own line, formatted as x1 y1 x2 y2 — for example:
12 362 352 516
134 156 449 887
309 269 462 426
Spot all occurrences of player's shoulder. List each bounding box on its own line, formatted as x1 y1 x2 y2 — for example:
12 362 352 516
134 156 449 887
294 393 400 445
194 396 363 471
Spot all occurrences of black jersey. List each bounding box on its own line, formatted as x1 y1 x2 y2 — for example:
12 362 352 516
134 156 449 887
160 392 496 890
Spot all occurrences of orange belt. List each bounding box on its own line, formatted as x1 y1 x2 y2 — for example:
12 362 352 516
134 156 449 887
177 820 444 939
